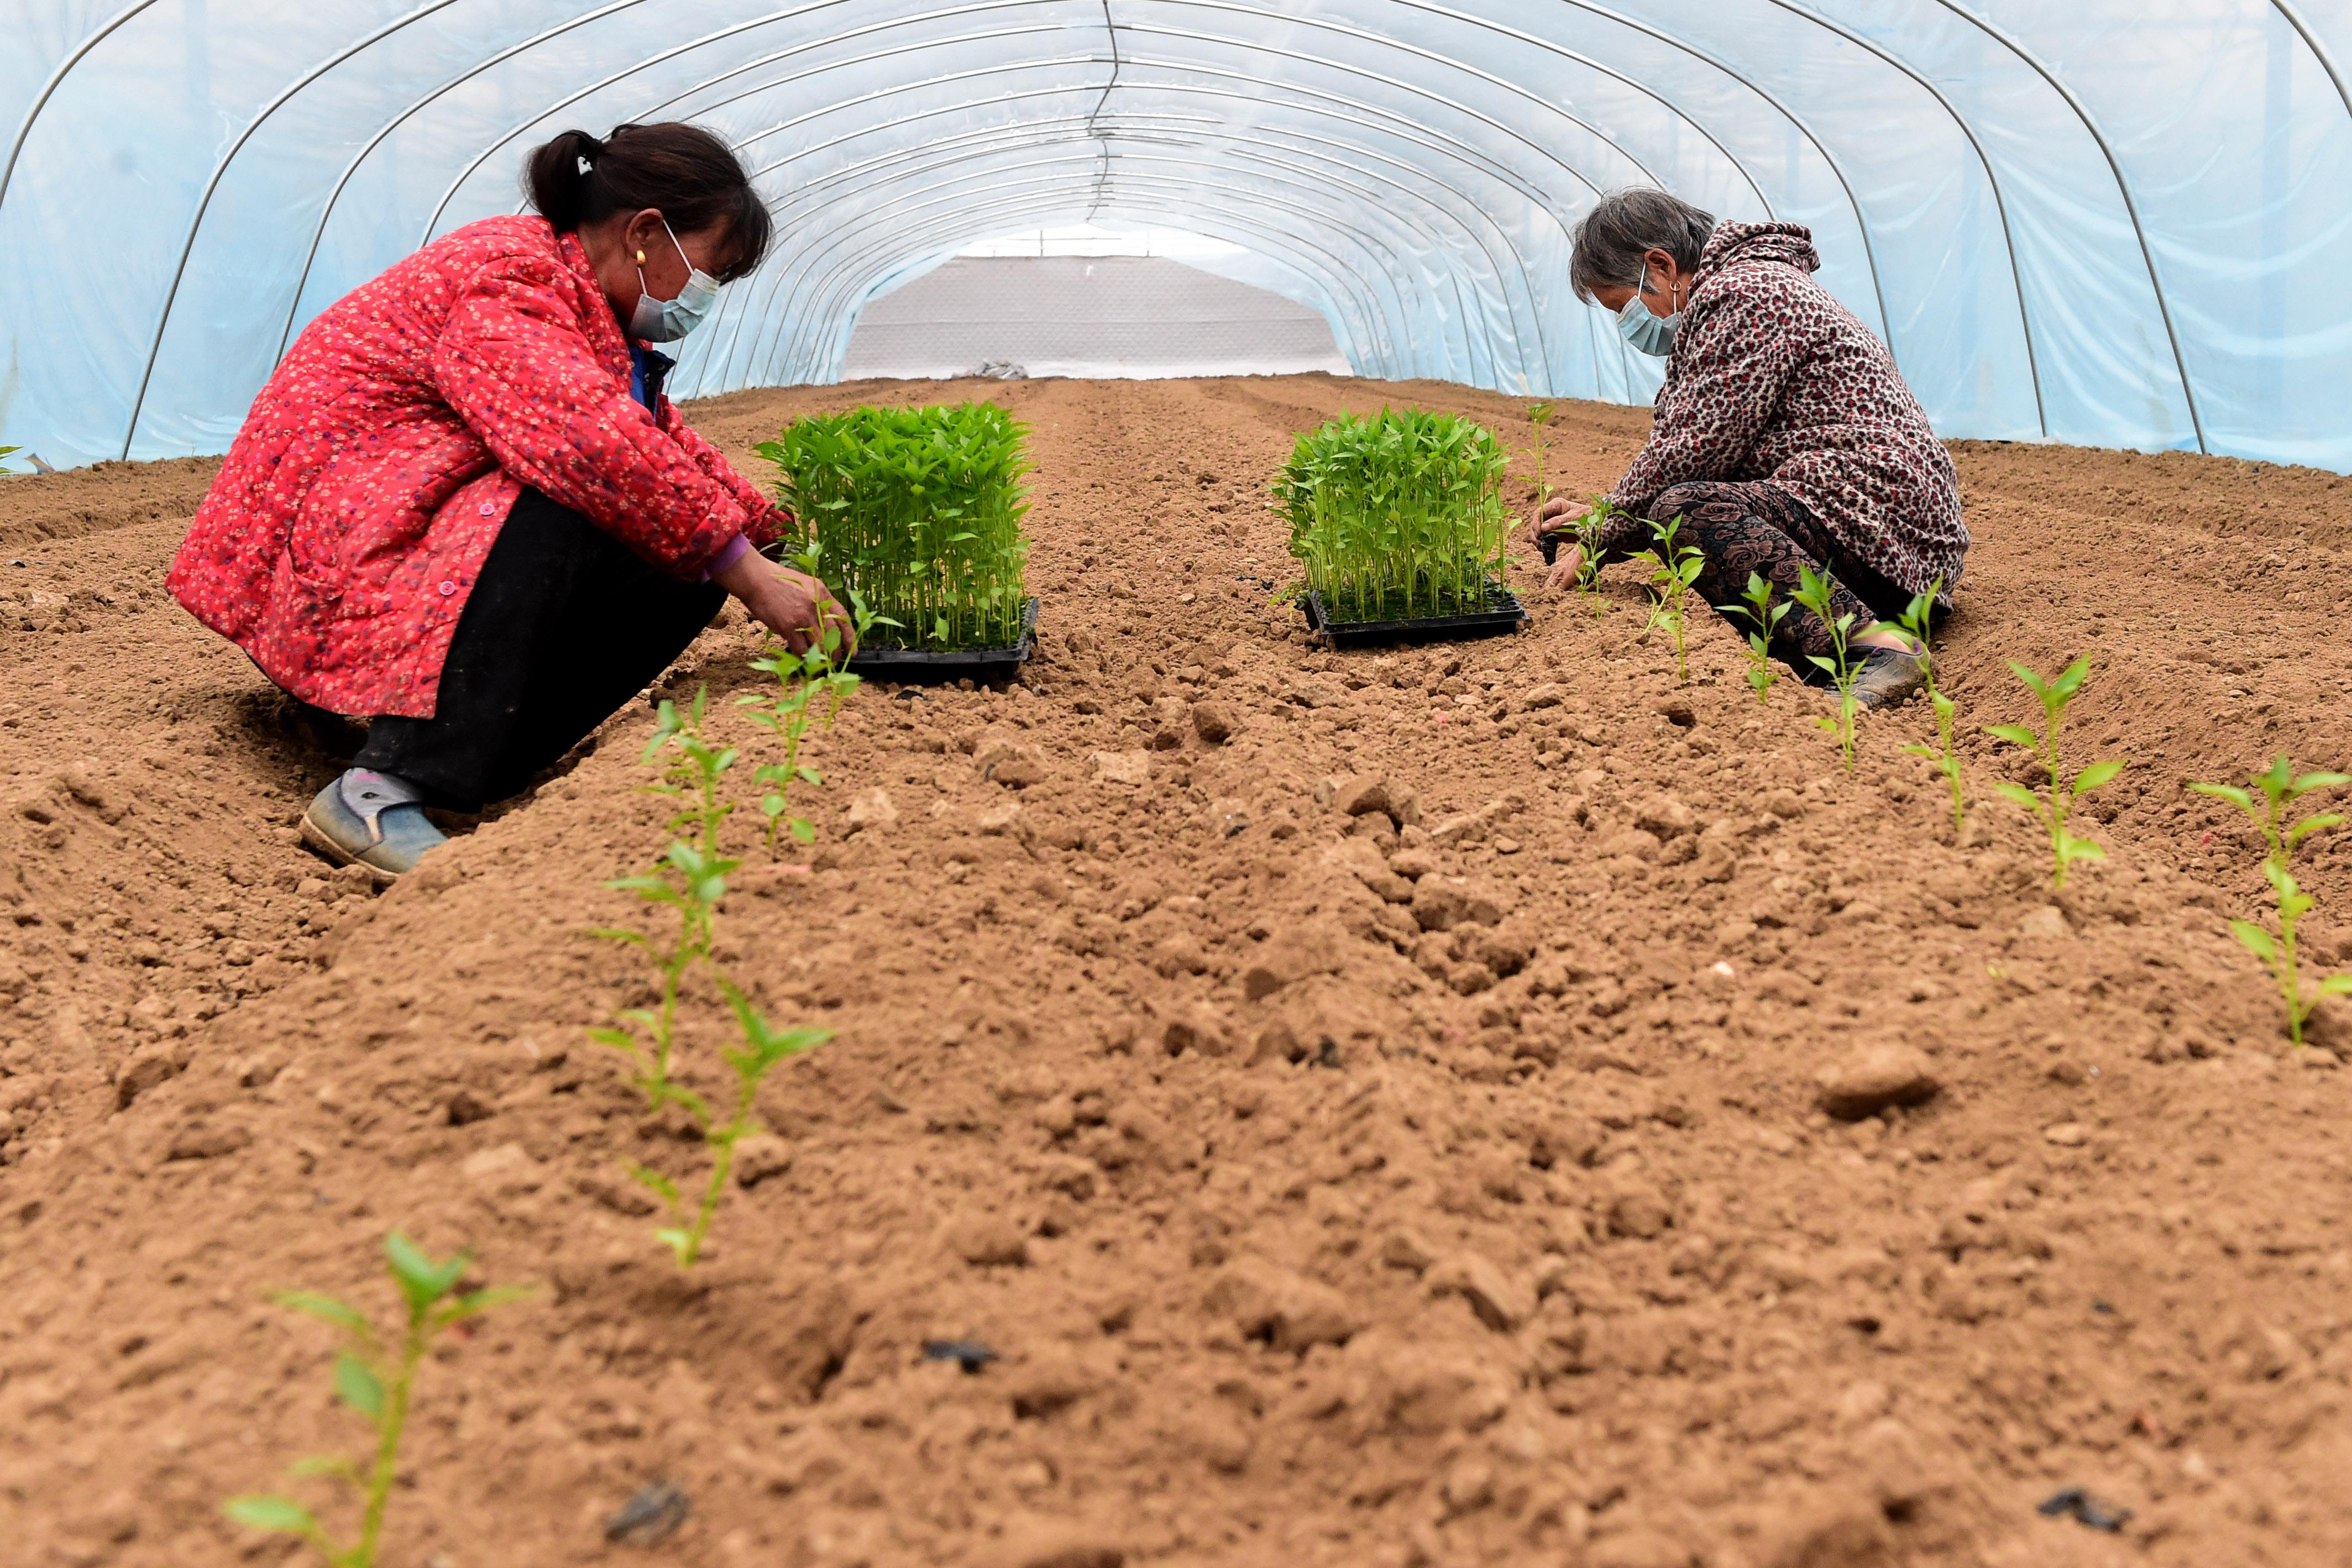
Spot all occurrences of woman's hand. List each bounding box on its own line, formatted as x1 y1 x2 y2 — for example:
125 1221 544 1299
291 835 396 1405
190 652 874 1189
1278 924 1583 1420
1530 495 1588 591
714 551 856 660
1542 541 1586 593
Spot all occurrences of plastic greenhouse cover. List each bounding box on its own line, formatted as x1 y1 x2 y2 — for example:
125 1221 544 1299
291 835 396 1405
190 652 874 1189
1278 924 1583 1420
1 2 2346 473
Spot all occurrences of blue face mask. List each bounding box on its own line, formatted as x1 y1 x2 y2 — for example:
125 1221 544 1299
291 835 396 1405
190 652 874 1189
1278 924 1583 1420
629 217 721 343
1615 266 1682 357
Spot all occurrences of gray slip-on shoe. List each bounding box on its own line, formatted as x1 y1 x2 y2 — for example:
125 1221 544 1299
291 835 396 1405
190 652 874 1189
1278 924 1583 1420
1851 646 1930 711
300 769 447 878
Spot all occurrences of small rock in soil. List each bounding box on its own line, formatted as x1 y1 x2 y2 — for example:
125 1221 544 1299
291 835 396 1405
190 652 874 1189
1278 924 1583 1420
2043 1121 2090 1147
1206 1258 1362 1351
1815 1042 1941 1120
1411 877 1505 932
165 1119 251 1162
1606 1187 1674 1240
1191 700 1237 744
1426 1252 1533 1332
732 1132 792 1187
845 787 898 830
945 1212 1031 1267
604 1480 689 1546
1089 750 1151 786
1635 794 1697 837
2016 905 2073 940
113 1043 184 1110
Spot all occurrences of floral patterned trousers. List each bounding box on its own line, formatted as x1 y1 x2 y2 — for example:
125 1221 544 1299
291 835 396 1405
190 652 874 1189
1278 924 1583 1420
1631 481 1932 674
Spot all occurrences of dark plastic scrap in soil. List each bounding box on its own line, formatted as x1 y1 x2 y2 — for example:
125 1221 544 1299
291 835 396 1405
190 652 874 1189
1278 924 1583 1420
923 1339 999 1372
2037 1486 2131 1532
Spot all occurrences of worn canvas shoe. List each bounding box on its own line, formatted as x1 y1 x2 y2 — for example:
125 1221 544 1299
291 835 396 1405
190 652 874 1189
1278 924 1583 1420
1851 646 1930 710
300 769 447 878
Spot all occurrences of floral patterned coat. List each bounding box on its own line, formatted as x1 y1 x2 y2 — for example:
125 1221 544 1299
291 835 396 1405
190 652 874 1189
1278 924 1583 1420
1602 222 1967 595
166 216 787 718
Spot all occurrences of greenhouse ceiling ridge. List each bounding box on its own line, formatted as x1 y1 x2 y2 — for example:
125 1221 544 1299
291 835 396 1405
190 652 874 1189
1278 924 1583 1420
2 1 2345 470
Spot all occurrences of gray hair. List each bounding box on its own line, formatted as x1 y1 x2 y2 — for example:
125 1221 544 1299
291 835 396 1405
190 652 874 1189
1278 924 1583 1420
1569 188 1717 304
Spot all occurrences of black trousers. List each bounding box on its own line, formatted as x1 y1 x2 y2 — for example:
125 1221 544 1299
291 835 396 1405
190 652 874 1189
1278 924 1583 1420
353 489 725 810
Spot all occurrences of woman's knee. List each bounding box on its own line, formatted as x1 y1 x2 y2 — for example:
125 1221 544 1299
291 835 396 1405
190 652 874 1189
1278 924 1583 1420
1647 483 1717 525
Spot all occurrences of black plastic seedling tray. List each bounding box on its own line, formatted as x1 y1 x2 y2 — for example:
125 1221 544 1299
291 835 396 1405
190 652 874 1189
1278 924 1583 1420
1303 584 1527 648
846 597 1039 682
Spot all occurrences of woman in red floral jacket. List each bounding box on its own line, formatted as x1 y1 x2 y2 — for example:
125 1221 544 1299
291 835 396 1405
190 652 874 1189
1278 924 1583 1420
169 123 846 875
1536 190 1966 709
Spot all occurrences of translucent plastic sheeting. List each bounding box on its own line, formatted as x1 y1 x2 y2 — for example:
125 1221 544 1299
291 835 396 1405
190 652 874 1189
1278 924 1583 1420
1 2 2346 471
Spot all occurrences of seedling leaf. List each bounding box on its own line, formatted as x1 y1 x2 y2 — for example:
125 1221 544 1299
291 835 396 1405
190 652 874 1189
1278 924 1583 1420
334 1353 384 1422
225 1496 320 1535
274 1291 372 1338
2074 759 2126 793
383 1233 464 1313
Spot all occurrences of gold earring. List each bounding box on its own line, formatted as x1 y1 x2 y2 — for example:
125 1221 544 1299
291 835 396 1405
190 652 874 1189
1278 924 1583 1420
635 249 646 265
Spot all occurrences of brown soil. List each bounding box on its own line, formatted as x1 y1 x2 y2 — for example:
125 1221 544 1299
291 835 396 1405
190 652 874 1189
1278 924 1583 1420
5 376 2351 1568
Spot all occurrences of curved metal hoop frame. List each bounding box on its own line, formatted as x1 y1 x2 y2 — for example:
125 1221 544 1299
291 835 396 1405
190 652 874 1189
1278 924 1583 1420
6 1 2344 459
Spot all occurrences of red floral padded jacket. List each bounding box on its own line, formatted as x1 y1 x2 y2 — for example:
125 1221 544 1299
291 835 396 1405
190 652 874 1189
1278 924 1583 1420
167 216 788 718
1603 221 1967 596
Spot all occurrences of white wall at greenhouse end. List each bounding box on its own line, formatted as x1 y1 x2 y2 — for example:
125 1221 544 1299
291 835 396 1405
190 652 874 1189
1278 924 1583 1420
0 2 2346 473
840 256 1351 380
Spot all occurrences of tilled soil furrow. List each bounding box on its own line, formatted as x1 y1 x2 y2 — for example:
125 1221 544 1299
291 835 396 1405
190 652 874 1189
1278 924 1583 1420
2 379 2348 1568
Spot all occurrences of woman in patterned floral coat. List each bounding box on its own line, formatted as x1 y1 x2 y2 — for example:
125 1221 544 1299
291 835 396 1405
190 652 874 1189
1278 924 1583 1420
1535 190 1967 708
168 123 845 875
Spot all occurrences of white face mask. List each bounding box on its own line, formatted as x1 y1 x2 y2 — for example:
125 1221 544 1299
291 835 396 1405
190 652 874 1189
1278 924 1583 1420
629 216 721 342
1615 264 1682 357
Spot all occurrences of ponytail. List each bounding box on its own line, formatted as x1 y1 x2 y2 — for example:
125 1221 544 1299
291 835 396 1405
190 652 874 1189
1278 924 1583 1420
524 128 606 232
521 122 774 282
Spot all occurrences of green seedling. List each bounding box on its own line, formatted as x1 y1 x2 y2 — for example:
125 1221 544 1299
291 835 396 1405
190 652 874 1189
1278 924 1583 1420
1541 490 1628 612
1888 581 1965 836
590 690 738 1110
631 980 831 1267
2188 758 2351 1046
1274 406 1513 621
224 1235 527 1568
1632 515 1705 683
1725 571 1788 704
737 545 881 856
759 403 1031 651
1791 566 1864 770
1525 403 1554 512
1985 656 2126 889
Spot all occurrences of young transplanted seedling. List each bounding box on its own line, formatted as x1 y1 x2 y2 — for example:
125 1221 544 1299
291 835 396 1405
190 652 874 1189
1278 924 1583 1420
1725 570 1788 705
2188 757 2352 1047
1633 515 1705 684
631 979 831 1267
590 689 739 1110
739 541 882 856
224 1235 527 1568
1525 403 1554 513
1889 581 1966 836
1985 656 2126 889
1791 566 1866 771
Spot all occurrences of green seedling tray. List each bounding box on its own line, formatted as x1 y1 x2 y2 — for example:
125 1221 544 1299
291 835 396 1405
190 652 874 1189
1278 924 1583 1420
847 597 1038 681
1303 584 1526 648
